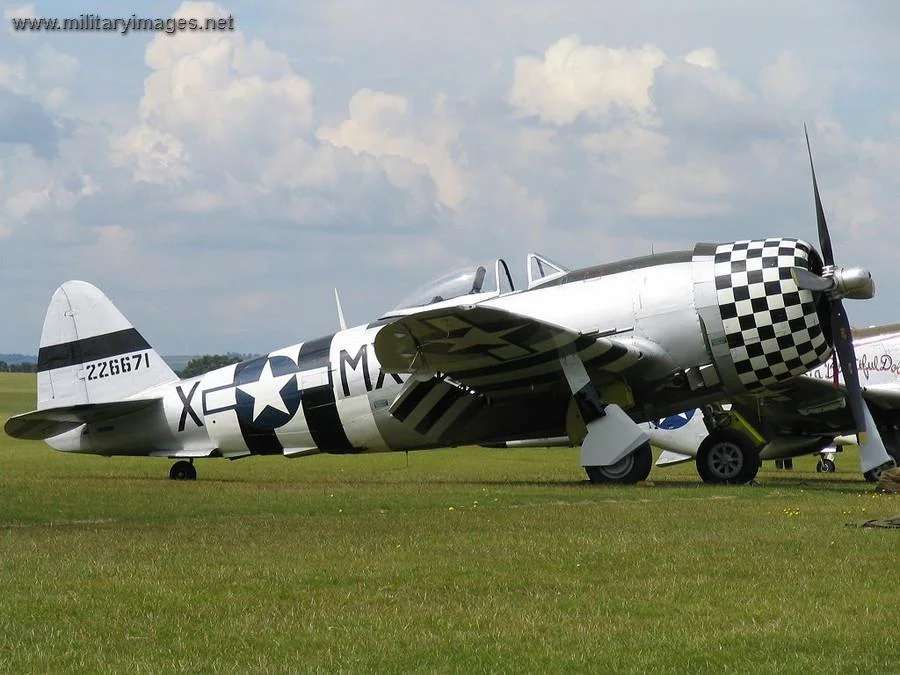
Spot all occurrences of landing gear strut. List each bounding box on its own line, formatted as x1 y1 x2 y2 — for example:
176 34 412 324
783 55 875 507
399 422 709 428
559 352 651 485
169 460 197 481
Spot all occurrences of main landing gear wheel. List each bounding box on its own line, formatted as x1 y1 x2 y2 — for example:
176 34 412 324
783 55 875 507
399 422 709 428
696 429 760 485
169 460 197 481
816 458 836 473
585 442 653 485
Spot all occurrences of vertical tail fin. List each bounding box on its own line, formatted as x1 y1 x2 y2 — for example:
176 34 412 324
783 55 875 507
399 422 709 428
36 281 178 409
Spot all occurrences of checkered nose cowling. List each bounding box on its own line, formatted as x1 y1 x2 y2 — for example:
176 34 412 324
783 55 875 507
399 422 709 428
714 238 832 391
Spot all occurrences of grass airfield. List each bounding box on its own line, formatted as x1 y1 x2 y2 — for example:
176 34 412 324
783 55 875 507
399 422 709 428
1 372 898 674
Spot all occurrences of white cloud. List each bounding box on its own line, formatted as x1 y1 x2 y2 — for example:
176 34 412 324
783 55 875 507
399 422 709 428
317 89 465 208
581 123 732 218
0 1 898 353
34 45 78 83
5 188 49 219
0 58 26 90
111 126 193 184
683 48 719 70
583 124 668 169
1 11 80 111
3 4 35 20
109 1 450 235
119 3 317 189
830 175 882 234
508 35 667 125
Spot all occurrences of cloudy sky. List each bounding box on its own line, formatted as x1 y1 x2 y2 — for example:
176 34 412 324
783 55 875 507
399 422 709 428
1 1 898 355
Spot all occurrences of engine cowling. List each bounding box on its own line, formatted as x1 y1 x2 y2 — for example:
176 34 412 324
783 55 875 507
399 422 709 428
693 238 833 395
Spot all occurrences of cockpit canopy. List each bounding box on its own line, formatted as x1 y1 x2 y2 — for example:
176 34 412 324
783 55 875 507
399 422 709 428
385 253 570 318
393 259 515 311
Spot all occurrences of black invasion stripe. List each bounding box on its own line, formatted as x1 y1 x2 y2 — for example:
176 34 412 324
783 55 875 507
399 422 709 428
444 397 481 441
391 377 441 421
298 336 354 453
693 242 719 256
457 334 601 380
591 343 628 367
456 348 559 379
233 358 284 456
298 333 335 370
500 323 547 346
300 383 355 453
414 386 465 435
238 424 284 455
464 348 633 394
472 369 564 393
37 328 152 372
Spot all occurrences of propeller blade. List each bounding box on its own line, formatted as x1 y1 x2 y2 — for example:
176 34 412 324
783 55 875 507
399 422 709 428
858 403 894 474
790 266 833 293
830 300 866 434
804 124 835 267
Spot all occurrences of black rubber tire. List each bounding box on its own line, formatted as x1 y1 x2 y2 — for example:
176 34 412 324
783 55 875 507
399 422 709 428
816 458 836 473
169 461 197 481
696 429 760 485
585 442 653 485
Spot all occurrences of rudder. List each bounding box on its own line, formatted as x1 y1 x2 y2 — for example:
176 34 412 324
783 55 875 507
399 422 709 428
36 281 178 409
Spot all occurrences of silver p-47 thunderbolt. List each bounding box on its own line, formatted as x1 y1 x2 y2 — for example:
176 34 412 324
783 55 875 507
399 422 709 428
6 131 895 483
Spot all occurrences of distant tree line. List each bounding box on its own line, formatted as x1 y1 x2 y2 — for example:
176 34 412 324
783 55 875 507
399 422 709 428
0 361 37 373
178 353 255 378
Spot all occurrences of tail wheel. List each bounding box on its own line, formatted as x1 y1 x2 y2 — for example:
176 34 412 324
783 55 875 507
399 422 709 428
696 429 760 485
816 458 836 473
585 442 653 485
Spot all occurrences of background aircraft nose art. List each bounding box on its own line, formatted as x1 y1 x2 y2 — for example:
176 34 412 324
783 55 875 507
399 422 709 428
653 409 696 430
714 238 830 390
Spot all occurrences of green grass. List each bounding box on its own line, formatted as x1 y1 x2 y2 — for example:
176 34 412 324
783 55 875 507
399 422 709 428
1 372 898 673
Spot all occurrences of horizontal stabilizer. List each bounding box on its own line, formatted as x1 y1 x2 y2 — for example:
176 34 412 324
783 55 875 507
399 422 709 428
4 399 160 440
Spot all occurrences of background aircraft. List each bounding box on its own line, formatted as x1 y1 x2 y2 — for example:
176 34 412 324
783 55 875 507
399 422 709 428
648 323 900 482
6 134 892 484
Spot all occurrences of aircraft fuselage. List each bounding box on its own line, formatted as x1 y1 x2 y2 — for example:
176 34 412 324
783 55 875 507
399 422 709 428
42 239 835 463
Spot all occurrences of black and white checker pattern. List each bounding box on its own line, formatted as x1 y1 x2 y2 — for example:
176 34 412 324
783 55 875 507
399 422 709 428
714 238 831 390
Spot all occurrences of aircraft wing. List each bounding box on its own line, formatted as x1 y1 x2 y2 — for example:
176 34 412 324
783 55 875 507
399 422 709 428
760 377 900 411
4 399 161 440
732 375 900 440
373 304 642 397
861 385 900 410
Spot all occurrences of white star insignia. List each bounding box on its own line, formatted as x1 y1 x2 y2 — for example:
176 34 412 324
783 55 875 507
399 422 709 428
237 360 296 422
